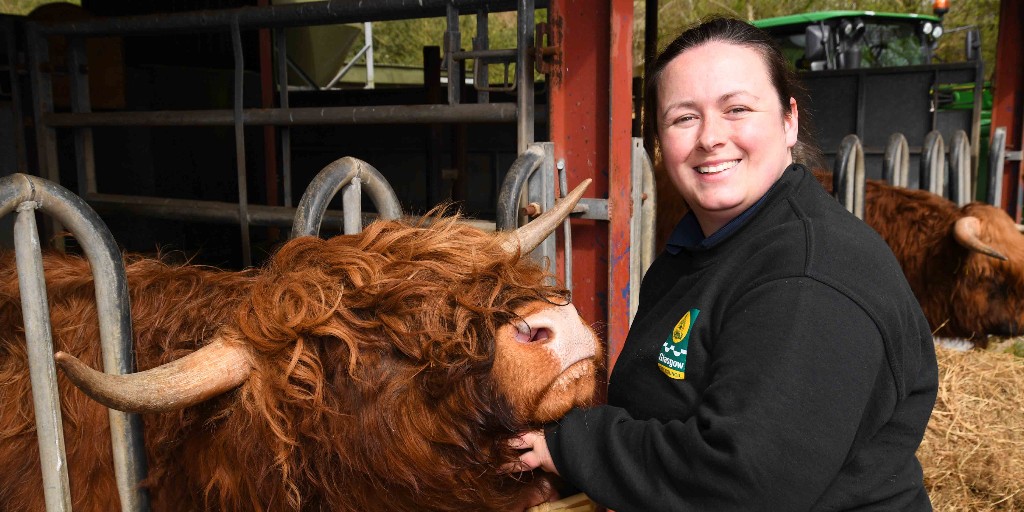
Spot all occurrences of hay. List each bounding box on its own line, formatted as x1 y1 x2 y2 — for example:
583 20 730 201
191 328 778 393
920 345 1024 511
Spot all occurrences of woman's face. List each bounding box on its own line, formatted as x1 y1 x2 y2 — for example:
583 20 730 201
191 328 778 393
656 41 798 235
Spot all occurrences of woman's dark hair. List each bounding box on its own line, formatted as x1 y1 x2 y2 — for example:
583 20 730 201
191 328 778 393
644 16 824 169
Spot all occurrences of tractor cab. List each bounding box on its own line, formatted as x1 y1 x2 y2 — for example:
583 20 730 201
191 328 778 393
754 11 945 71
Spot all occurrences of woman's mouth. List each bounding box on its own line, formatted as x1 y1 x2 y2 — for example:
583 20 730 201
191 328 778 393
696 160 740 174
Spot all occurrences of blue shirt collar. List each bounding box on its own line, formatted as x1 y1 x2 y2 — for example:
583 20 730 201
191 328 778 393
665 167 792 254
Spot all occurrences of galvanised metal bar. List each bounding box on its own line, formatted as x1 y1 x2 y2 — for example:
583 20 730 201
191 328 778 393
42 103 519 127
949 130 972 206
515 0 535 155
445 4 462 106
472 10 491 102
628 138 655 325
557 159 573 293
34 0 544 36
2 17 29 173
341 176 362 234
291 156 402 239
14 200 71 512
527 143 556 270
275 27 293 208
884 132 910 188
0 173 150 512
85 192 361 228
496 144 544 231
989 127 1007 207
67 36 96 195
921 130 946 196
627 139 643 324
834 134 866 219
25 23 66 251
230 20 252 267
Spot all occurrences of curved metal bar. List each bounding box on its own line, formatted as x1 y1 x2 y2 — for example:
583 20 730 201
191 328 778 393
496 144 545 231
290 156 403 238
948 130 972 206
0 173 150 512
920 130 946 196
833 134 865 219
640 146 656 274
883 132 910 188
557 159 573 293
988 127 1007 207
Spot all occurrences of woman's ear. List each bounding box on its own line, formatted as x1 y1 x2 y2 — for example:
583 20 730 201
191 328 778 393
785 97 799 149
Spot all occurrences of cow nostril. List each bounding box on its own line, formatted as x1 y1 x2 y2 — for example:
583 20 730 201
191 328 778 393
531 328 552 343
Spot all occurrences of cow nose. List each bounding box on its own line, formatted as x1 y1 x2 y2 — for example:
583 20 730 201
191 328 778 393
520 303 597 372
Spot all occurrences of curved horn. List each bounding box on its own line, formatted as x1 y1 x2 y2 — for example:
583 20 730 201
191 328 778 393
953 216 1008 261
54 337 252 413
1016 223 1024 233
502 179 592 256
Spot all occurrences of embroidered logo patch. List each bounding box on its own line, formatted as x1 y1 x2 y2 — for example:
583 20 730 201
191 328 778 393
658 309 699 380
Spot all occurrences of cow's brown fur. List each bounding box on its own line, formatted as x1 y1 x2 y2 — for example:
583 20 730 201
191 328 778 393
0 216 576 511
655 168 1024 345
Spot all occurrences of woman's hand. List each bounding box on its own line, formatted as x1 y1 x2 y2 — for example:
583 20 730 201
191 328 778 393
509 430 559 475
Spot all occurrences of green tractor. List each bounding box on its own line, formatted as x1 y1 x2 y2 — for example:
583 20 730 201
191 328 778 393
751 8 990 201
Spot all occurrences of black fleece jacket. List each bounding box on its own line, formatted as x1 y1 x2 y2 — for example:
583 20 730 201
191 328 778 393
546 164 938 511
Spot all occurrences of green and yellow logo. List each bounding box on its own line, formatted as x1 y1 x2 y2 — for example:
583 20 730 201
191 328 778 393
658 309 699 380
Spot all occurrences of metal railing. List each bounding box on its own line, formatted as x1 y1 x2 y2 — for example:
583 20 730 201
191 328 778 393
0 173 149 512
25 0 543 266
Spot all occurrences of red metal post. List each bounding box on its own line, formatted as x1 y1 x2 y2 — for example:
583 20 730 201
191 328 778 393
994 0 1023 218
547 0 634 374
607 0 634 371
547 0 609 368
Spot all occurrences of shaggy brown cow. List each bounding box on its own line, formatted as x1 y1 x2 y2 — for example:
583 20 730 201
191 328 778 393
0 182 602 512
654 168 1024 346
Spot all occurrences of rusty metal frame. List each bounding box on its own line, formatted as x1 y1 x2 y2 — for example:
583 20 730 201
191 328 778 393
547 0 634 373
992 0 1024 219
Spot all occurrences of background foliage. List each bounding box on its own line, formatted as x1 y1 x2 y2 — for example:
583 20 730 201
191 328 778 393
0 0 1004 81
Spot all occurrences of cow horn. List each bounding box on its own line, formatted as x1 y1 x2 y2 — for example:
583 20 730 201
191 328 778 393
502 179 591 256
953 216 1008 261
1016 223 1024 233
54 337 252 413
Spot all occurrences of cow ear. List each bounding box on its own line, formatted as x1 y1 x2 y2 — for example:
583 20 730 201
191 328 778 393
502 179 591 257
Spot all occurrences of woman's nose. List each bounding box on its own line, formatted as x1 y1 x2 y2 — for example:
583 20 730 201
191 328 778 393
697 116 725 152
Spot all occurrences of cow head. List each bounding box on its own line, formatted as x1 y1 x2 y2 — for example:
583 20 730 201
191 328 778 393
944 202 1024 339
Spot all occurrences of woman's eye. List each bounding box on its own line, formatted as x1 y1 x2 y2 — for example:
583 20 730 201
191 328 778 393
727 107 750 115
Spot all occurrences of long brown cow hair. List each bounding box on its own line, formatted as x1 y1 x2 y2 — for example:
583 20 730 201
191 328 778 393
0 214 572 511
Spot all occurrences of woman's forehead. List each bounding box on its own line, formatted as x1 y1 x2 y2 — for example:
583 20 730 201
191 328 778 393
657 42 773 101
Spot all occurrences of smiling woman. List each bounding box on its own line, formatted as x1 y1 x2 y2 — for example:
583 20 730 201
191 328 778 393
512 16 940 512
653 40 798 235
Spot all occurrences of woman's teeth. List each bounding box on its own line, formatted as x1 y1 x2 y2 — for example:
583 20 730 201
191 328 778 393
697 160 739 174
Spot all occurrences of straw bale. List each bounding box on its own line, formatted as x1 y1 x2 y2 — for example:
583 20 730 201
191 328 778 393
919 345 1024 511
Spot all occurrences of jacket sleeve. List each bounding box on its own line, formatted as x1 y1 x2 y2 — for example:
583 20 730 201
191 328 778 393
545 278 895 512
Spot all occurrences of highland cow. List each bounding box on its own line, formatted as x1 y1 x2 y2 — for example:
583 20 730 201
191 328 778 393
0 181 602 511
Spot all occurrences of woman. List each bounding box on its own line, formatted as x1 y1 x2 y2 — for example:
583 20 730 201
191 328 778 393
513 16 938 511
